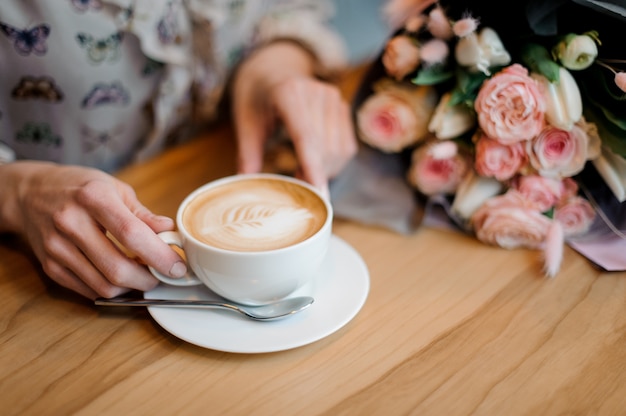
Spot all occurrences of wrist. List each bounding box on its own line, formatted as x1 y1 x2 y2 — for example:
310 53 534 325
0 161 51 235
235 41 317 89
0 163 22 234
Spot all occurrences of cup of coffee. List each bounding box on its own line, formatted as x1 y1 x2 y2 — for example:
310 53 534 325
149 173 332 305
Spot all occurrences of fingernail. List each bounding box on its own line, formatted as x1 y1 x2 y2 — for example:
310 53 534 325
155 215 174 224
169 261 187 278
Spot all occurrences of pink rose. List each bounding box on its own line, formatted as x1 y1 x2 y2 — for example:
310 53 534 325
420 38 449 66
407 140 470 195
511 175 563 212
474 132 527 181
357 81 437 153
526 124 594 178
382 35 421 81
475 64 545 144
471 190 552 249
555 196 596 237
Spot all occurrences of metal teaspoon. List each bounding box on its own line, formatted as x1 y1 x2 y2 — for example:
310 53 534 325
95 296 314 321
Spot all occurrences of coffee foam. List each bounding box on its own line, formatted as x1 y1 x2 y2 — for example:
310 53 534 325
183 178 327 251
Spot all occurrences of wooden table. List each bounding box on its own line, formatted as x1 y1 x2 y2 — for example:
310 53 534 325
2 68 626 416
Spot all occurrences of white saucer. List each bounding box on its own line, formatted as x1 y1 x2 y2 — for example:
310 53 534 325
144 235 370 353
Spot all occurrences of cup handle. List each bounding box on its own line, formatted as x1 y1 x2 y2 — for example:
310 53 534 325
148 231 203 286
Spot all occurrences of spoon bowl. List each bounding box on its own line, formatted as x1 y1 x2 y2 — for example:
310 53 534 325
95 296 314 321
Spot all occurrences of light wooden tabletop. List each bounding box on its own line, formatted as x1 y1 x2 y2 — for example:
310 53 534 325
1 68 625 416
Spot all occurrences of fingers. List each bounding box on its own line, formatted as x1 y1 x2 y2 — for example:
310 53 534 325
76 180 187 282
235 125 266 175
232 73 274 176
49 204 160 298
272 78 357 194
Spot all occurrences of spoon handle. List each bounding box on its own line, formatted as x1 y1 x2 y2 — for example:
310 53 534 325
95 297 238 310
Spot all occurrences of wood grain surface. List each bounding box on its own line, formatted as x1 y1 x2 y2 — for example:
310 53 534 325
1 67 625 416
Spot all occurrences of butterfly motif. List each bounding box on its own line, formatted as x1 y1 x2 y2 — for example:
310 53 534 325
80 124 125 153
11 76 64 102
70 0 103 13
157 1 183 45
15 122 63 147
0 22 51 56
76 32 124 63
81 82 130 109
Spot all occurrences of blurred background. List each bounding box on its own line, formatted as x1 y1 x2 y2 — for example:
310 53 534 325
330 0 391 65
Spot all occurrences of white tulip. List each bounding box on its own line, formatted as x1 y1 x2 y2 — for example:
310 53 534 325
592 146 626 203
532 66 582 131
479 27 511 67
451 170 504 222
428 93 476 139
455 27 510 75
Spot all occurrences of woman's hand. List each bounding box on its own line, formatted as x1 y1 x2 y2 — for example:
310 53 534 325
0 162 187 299
231 41 357 197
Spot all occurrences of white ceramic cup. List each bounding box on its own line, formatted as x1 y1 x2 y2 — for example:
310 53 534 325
149 173 333 305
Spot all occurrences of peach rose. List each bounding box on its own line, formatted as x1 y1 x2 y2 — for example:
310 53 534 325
526 124 595 178
471 190 552 249
357 80 437 153
559 177 580 201
382 35 421 81
474 132 527 181
511 175 563 212
555 196 596 237
407 140 470 195
474 64 545 144
427 6 453 40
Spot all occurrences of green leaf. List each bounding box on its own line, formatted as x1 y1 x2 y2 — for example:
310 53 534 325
521 43 560 82
411 65 454 86
448 70 489 107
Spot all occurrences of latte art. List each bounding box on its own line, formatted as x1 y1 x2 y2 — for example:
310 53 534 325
183 178 327 251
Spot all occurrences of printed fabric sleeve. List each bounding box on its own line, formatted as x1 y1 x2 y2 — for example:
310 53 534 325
101 0 349 161
186 0 349 120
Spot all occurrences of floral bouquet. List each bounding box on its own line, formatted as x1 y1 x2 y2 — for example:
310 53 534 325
340 0 626 276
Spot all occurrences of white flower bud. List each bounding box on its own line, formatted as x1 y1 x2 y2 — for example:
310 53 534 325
532 66 582 131
557 35 598 70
